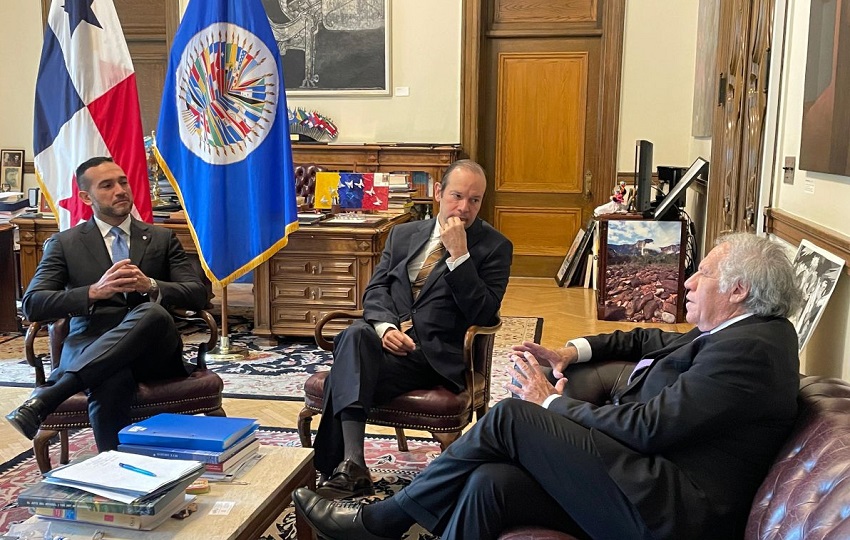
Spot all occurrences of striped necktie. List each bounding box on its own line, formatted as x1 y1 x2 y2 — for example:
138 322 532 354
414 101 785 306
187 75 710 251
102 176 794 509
110 226 129 263
411 242 446 299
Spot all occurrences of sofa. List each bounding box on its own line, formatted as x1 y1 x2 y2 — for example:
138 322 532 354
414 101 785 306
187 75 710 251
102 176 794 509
498 361 850 540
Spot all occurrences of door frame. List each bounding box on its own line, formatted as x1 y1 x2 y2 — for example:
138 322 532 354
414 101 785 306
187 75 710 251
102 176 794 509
459 0 626 208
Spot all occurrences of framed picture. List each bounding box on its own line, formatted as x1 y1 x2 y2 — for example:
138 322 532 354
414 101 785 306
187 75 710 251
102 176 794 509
595 218 687 323
790 240 845 351
555 220 596 287
39 191 53 215
261 0 390 95
0 149 24 192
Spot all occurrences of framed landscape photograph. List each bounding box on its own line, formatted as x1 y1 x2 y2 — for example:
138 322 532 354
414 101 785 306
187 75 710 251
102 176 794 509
0 149 24 192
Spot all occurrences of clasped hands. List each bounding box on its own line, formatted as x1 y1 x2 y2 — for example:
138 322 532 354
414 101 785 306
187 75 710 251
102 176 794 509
88 259 154 301
506 342 576 405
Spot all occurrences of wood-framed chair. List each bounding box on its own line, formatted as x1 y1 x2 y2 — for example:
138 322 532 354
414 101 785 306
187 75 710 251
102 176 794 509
24 309 226 473
297 310 501 452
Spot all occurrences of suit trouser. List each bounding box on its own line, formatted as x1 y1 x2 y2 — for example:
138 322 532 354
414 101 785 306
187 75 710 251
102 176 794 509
312 320 453 476
53 302 185 450
393 399 656 540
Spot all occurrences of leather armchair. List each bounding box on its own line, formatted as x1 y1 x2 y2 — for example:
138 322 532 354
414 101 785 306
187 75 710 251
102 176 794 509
24 309 226 473
298 310 501 452
498 364 850 540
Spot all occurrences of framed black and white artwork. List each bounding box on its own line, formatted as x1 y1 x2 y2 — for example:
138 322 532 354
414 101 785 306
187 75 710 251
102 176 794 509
790 240 845 351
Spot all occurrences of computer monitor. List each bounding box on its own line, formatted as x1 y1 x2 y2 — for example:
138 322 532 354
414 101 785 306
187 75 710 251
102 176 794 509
634 140 653 213
653 157 708 220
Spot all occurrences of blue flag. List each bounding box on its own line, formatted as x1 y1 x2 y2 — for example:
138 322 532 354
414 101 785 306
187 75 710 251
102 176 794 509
154 0 298 286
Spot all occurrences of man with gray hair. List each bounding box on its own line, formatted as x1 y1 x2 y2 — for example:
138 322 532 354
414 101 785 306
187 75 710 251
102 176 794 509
293 233 801 540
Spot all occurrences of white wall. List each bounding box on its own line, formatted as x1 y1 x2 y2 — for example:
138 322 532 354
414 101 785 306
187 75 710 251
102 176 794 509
767 0 850 378
618 0 703 170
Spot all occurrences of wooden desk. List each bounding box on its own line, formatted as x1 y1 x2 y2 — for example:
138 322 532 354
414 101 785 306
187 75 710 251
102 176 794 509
253 213 411 338
0 223 19 332
24 445 316 540
12 218 198 292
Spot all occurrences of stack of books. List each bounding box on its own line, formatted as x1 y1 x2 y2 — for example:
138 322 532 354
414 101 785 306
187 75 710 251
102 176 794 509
384 173 414 215
117 414 261 482
18 451 204 530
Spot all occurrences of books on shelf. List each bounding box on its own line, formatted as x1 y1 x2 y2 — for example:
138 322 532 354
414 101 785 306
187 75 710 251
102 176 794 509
117 429 258 465
33 493 194 531
18 473 199 516
118 413 259 452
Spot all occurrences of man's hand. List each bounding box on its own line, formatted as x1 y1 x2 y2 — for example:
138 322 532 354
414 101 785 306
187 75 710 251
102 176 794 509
88 260 155 301
382 328 416 355
511 342 577 379
440 216 468 260
505 351 568 405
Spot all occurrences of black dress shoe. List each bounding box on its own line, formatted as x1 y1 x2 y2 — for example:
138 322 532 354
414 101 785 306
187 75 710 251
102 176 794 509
5 397 48 440
316 459 375 499
292 487 394 540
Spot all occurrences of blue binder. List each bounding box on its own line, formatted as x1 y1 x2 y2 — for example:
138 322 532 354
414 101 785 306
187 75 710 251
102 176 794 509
118 414 259 451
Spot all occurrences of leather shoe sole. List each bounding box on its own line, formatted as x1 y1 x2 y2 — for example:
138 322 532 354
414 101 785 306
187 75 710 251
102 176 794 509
5 397 47 440
292 487 393 540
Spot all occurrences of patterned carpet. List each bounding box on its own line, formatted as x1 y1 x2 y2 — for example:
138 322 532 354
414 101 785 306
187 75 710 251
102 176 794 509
0 428 441 539
0 316 543 403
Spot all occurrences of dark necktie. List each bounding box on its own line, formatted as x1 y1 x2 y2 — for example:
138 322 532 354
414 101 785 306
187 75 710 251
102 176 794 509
411 242 446 300
111 226 129 263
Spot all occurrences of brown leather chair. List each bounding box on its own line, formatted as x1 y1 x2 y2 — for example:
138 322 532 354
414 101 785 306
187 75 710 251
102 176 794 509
294 164 322 208
298 310 501 452
23 309 226 473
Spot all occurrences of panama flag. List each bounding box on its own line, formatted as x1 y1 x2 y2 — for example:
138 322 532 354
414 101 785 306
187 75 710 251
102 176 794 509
33 0 152 230
155 0 298 286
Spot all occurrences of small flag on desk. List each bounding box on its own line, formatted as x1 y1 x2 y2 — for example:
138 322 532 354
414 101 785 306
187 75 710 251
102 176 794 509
154 0 298 286
33 0 153 230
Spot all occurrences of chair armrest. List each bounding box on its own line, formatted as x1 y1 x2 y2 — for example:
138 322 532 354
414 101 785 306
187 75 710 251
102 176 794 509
170 308 218 352
24 321 48 387
560 360 636 406
314 310 364 351
463 317 502 391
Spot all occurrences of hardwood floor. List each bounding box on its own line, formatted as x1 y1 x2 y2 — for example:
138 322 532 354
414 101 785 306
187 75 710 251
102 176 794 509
0 278 691 465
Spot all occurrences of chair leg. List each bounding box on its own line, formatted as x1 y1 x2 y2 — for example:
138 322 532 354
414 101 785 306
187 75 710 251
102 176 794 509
432 431 461 451
395 428 409 452
298 407 317 448
60 430 70 465
475 402 490 421
33 428 58 474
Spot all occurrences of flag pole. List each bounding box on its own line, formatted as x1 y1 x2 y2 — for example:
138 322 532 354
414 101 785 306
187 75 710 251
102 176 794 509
206 284 248 360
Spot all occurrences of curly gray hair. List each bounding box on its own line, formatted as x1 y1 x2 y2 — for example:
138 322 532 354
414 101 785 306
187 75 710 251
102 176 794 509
715 233 802 318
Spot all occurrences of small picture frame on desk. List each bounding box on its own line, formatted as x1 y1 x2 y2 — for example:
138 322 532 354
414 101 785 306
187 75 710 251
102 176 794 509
0 149 24 192
39 192 54 217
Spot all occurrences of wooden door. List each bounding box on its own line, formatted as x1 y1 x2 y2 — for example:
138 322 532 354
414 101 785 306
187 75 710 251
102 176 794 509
706 0 774 247
463 0 625 277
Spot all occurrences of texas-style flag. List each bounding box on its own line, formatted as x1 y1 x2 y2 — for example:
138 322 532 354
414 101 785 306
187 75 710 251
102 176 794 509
33 0 152 230
154 0 298 286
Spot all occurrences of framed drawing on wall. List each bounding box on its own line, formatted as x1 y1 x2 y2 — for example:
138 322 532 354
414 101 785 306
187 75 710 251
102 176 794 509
261 0 390 95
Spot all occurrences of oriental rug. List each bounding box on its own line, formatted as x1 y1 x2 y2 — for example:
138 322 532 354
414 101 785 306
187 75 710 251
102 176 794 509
0 315 543 404
0 428 439 539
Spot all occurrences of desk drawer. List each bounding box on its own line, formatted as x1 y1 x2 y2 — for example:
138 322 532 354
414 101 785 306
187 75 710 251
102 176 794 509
271 281 357 306
271 306 356 332
271 256 356 280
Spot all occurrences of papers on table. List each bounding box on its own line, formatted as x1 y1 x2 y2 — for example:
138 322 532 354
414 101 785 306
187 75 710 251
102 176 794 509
44 450 204 504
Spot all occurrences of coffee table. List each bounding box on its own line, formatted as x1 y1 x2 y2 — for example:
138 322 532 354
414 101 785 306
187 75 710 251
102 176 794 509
24 445 316 540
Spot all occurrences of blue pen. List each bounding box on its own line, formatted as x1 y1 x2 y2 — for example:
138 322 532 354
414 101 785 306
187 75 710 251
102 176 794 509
119 462 157 477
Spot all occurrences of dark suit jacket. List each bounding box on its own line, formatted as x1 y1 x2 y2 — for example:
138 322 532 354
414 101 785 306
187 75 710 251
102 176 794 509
361 217 512 390
548 317 800 539
21 217 206 376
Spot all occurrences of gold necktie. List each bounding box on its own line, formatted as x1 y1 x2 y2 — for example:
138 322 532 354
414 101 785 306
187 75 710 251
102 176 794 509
411 242 446 299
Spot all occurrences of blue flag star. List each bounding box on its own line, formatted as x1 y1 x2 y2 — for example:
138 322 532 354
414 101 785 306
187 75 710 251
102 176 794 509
64 0 102 36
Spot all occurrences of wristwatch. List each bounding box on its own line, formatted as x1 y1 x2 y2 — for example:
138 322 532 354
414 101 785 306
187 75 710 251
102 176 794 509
148 278 159 296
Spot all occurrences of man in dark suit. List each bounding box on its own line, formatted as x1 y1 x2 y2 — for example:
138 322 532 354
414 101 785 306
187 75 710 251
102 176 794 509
312 159 513 499
6 157 206 451
293 233 802 540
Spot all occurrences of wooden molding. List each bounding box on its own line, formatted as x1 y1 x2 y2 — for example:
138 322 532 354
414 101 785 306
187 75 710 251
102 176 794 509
766 208 850 276
596 0 625 206
461 0 483 161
